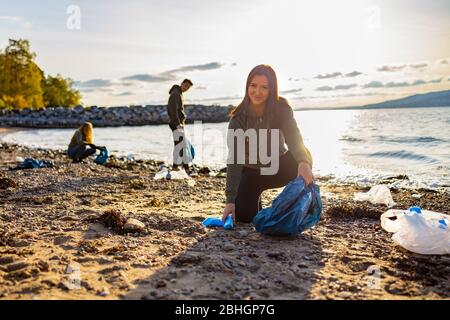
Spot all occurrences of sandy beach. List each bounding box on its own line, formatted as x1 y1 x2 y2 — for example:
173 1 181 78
0 142 449 300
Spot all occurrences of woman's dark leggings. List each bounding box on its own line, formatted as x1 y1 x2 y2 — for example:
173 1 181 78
68 144 96 162
235 151 298 223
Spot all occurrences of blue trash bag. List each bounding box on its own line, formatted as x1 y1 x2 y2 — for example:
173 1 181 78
252 177 323 237
202 215 234 230
14 158 53 170
184 137 195 163
94 147 109 165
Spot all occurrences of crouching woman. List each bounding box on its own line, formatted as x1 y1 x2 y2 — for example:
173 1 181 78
223 65 314 223
68 122 100 163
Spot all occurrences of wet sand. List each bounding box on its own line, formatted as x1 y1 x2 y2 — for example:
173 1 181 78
0 143 449 300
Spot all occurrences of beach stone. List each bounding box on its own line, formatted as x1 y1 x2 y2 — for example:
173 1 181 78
54 235 75 245
123 218 145 233
0 256 15 265
99 287 110 297
338 291 352 299
223 243 235 252
7 261 30 272
37 260 50 272
10 239 31 247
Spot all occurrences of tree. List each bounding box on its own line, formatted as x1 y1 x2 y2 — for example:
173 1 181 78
0 39 82 110
0 39 44 109
43 74 81 108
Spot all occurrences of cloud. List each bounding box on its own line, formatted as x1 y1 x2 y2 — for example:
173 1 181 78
409 63 428 69
314 72 342 79
0 16 22 22
279 88 303 94
195 85 208 90
121 74 174 82
363 78 442 89
162 62 224 75
79 88 114 93
315 84 357 91
410 80 427 86
315 86 333 91
115 91 134 96
377 62 429 72
334 84 357 90
231 62 237 66
384 81 411 88
428 78 442 84
121 62 224 83
0 15 32 27
74 79 114 88
440 59 448 65
362 81 384 88
344 71 364 78
313 70 363 80
377 64 407 72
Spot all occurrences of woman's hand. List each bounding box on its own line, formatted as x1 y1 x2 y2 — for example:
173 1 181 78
298 161 314 185
222 203 236 223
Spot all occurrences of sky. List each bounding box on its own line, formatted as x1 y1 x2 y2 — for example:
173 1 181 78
1 0 449 108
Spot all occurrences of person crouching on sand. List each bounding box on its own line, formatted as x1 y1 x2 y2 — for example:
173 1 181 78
68 122 102 163
223 64 314 223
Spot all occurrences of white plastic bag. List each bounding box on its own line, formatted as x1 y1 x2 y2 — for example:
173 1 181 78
153 166 170 180
381 208 450 255
153 166 191 180
168 169 191 180
354 185 396 207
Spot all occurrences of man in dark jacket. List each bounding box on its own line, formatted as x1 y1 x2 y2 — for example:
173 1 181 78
167 79 193 171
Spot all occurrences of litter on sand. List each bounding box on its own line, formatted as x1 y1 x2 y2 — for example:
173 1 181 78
381 206 450 255
354 185 396 207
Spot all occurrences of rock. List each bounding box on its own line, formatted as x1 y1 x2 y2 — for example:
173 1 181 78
123 218 145 233
7 261 30 272
54 235 75 245
0 256 15 265
172 252 203 266
59 215 79 221
155 280 167 288
223 243 235 252
98 287 110 297
233 293 243 299
237 230 250 237
337 291 352 299
37 260 50 272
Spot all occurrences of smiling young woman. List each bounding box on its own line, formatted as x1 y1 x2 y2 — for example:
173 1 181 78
223 64 314 224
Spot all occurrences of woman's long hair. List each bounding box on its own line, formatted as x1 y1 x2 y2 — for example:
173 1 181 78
230 64 280 125
81 122 93 144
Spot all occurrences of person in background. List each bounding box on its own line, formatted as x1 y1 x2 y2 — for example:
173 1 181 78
167 78 194 173
67 122 101 163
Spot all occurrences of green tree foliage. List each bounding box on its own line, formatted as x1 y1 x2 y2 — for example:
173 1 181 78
0 39 82 110
43 74 81 108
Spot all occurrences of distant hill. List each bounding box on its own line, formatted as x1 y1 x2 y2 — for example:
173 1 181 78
297 89 450 111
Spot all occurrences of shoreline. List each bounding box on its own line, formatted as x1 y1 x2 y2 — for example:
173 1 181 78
1 135 449 193
0 142 449 300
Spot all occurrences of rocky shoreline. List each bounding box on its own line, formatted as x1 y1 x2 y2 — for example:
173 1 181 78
0 142 449 300
0 105 232 128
